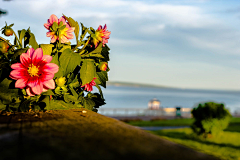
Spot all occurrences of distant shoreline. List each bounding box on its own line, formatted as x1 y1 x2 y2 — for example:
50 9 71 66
106 81 175 89
106 81 240 92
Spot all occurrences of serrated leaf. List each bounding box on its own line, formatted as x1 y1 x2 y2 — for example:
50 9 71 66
80 59 96 85
95 71 108 88
64 94 78 103
63 14 80 42
59 48 81 77
40 44 54 55
83 98 95 110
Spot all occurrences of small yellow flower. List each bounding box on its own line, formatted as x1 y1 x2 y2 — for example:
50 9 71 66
55 77 66 87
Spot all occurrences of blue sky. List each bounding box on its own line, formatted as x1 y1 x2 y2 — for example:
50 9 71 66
1 0 240 90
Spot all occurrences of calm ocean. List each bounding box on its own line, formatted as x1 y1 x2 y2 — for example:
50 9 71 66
94 86 240 113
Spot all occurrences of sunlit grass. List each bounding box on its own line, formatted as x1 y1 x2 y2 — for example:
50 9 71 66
150 128 240 160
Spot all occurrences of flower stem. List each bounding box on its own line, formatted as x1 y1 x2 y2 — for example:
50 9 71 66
79 37 90 55
12 30 22 48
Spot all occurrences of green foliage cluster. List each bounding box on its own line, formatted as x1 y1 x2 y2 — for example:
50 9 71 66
191 102 231 136
0 15 110 112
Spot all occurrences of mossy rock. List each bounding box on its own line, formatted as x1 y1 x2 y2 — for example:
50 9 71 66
0 109 219 160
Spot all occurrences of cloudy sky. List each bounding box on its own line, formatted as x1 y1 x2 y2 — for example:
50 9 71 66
1 0 240 90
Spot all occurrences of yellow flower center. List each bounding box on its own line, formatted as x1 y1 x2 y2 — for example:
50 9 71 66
28 64 39 77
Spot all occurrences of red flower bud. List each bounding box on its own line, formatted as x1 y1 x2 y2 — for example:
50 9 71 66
3 28 13 36
99 62 108 71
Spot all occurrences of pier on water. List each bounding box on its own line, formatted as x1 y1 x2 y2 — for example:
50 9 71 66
98 107 193 120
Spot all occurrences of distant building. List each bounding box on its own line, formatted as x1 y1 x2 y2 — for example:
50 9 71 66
148 98 161 110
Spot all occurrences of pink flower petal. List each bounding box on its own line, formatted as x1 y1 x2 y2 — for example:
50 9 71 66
26 87 35 96
42 55 52 63
49 14 58 24
27 76 38 88
44 23 50 30
58 16 66 24
10 70 28 79
51 36 57 43
42 63 59 73
15 78 28 89
27 48 35 58
43 79 55 89
32 81 43 95
11 63 25 70
42 87 48 92
61 36 70 43
20 53 31 68
65 33 74 39
67 27 75 32
40 72 54 81
32 48 43 66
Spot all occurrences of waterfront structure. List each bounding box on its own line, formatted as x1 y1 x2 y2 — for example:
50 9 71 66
148 98 161 110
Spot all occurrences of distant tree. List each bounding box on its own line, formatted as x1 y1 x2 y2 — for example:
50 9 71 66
191 102 231 137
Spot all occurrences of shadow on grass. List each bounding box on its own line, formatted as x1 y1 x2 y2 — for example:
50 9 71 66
152 130 240 150
225 123 240 133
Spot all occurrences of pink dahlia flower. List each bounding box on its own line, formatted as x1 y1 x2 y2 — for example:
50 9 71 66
10 48 59 96
81 78 96 92
91 24 111 48
44 14 75 43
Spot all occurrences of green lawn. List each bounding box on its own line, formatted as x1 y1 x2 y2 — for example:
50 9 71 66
127 117 240 160
150 128 240 160
127 118 194 126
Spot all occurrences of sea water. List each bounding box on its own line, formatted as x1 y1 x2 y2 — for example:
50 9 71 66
93 86 240 113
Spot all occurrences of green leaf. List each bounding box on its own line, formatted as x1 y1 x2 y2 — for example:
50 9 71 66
59 48 81 77
95 83 103 99
83 97 95 110
59 44 71 52
80 59 96 85
91 93 106 108
24 29 39 49
63 14 80 43
0 100 6 110
42 89 54 95
64 94 78 103
95 71 108 88
39 95 50 110
51 53 64 78
69 86 78 98
40 44 54 56
18 29 27 46
101 44 110 61
19 99 31 112
0 78 19 105
11 48 28 62
48 100 81 110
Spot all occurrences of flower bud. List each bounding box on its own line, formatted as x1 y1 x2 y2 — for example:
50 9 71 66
55 77 66 87
3 28 13 36
99 62 108 71
0 41 9 53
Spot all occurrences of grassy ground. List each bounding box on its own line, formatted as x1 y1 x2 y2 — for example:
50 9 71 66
127 117 240 132
127 118 194 126
127 117 240 160
150 128 240 160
